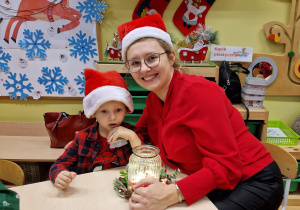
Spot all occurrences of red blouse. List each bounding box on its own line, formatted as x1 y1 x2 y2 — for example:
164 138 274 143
135 70 273 205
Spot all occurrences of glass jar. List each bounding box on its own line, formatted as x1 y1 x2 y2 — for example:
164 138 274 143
128 145 161 190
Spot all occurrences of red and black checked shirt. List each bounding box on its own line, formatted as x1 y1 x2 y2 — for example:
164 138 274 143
49 122 144 183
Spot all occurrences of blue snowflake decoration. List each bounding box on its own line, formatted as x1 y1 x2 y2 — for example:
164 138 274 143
74 71 85 94
68 30 98 64
0 46 11 72
3 72 34 101
38 67 69 94
18 29 51 59
76 0 107 23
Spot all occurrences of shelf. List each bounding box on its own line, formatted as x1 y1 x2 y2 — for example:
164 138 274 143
96 62 219 83
233 104 269 142
179 65 219 84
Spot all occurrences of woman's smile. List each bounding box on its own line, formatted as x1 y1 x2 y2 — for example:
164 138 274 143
142 73 158 81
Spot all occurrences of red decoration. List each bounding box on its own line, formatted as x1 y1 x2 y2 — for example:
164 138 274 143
173 0 215 36
178 45 208 61
269 34 275 40
132 0 171 20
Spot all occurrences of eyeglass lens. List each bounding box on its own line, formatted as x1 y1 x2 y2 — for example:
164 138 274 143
126 52 166 73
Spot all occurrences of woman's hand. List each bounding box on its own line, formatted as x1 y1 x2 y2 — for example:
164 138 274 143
129 178 179 210
54 171 77 190
64 141 72 150
107 126 141 148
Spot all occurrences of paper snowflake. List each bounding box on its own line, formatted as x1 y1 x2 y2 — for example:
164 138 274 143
37 67 69 94
68 30 98 64
0 46 11 72
76 0 107 23
3 72 34 101
18 29 51 59
74 71 85 94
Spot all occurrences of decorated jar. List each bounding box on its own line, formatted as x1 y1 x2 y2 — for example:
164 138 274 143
127 145 161 190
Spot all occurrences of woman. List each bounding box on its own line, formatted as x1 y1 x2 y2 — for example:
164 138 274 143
117 14 283 210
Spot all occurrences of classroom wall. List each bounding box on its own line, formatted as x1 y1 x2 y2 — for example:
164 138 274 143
0 0 299 126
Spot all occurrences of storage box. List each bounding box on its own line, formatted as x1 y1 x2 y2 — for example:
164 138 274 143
244 77 268 91
246 121 262 139
242 77 268 109
122 76 147 92
241 92 265 109
242 86 266 96
132 96 146 110
283 162 300 192
124 114 141 125
266 120 300 146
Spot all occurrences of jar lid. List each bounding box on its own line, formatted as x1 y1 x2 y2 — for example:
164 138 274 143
132 145 160 158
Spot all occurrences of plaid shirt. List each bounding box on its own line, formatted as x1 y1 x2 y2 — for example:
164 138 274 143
49 122 144 183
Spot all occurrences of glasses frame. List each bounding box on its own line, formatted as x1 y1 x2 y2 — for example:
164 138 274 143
125 52 167 73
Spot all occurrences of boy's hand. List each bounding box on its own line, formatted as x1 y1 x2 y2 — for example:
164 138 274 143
107 126 141 148
54 171 77 190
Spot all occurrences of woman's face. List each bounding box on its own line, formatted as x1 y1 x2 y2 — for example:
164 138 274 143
126 39 175 99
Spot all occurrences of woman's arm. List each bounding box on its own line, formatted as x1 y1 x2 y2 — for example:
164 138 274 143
175 81 243 204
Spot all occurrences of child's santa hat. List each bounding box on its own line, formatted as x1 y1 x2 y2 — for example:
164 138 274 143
118 14 173 61
83 69 134 118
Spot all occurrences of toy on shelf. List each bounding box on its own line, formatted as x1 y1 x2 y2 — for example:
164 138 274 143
105 33 122 61
176 24 219 63
242 77 268 109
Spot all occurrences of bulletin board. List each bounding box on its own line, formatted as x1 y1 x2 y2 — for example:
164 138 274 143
0 0 107 100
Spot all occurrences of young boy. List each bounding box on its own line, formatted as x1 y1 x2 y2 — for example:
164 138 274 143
49 69 144 190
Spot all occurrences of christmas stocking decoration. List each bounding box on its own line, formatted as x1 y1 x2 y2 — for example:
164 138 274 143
133 0 171 20
173 0 215 36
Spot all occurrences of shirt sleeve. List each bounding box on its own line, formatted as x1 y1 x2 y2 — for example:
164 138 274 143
49 137 79 183
176 80 243 205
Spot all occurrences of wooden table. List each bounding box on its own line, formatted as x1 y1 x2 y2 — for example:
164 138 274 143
0 136 63 162
10 166 217 210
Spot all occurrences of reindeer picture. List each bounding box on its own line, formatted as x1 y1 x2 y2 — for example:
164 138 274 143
3 0 82 44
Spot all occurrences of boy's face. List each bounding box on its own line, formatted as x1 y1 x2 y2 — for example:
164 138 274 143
94 101 127 137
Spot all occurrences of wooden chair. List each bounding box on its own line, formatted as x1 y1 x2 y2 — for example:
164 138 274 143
261 142 298 210
0 160 25 186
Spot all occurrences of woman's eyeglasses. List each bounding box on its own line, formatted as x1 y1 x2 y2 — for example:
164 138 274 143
125 52 167 73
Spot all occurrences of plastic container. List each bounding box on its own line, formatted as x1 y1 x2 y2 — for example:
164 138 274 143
122 76 147 92
244 76 269 86
241 92 265 101
132 96 146 110
124 114 141 125
244 77 268 92
266 120 300 146
283 162 300 192
242 86 266 96
241 92 265 109
246 121 262 138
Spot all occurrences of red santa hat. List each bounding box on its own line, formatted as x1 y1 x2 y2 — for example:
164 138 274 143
83 69 134 118
118 14 173 61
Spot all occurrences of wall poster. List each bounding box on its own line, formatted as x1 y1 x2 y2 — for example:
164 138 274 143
0 0 107 100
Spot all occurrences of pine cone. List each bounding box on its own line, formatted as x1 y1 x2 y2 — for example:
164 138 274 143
123 190 133 199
